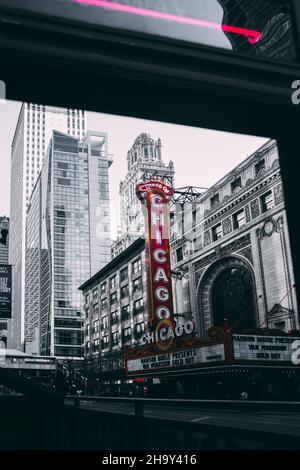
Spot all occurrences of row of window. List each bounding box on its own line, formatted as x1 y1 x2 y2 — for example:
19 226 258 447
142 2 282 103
86 323 145 350
211 190 273 242
175 190 274 263
86 298 144 318
209 159 266 209
85 259 142 303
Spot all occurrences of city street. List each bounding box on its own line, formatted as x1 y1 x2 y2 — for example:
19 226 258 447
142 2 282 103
69 400 300 437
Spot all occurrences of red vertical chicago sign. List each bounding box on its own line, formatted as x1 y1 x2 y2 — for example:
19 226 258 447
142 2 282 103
136 180 177 351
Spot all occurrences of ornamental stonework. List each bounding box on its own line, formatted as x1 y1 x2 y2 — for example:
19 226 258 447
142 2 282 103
274 183 284 206
250 199 260 219
222 217 232 235
238 246 254 265
256 216 284 240
203 231 211 247
194 268 206 285
193 234 251 271
245 205 251 223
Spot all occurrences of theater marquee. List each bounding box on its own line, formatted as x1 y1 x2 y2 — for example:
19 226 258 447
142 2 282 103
126 343 226 374
233 334 299 362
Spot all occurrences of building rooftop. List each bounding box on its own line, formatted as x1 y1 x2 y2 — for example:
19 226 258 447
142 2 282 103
79 237 145 292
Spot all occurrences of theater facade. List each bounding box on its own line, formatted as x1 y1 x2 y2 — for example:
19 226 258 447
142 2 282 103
80 139 300 399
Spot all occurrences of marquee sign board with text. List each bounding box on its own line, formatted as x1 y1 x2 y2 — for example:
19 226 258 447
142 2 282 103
233 334 299 363
0 265 12 319
126 343 226 374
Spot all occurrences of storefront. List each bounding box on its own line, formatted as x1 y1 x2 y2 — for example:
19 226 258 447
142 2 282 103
125 329 300 400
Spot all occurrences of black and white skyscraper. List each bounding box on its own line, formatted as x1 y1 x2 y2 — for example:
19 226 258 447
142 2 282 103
9 104 86 351
25 130 112 359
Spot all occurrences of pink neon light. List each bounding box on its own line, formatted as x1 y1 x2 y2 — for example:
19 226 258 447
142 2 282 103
69 0 262 44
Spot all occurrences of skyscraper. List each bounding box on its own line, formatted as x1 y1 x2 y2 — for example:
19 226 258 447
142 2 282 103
9 104 86 351
112 133 175 258
25 130 111 358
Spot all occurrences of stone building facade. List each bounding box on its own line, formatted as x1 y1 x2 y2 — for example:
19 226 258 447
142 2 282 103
170 139 298 337
80 138 299 395
80 238 147 388
112 133 174 258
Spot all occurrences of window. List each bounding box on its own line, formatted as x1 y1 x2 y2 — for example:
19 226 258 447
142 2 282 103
231 177 242 193
176 247 183 263
122 327 131 342
93 321 99 334
111 311 119 325
121 285 129 299
110 292 118 305
133 278 142 293
110 275 117 289
210 193 219 208
57 178 71 186
255 159 266 176
112 332 120 346
192 207 197 227
58 162 69 170
101 298 107 310
135 323 145 339
100 282 106 294
132 258 142 275
102 316 108 330
93 303 99 315
136 323 144 333
120 267 128 282
121 305 130 321
101 336 109 349
93 288 98 299
233 209 245 230
260 191 273 213
212 223 222 242
134 298 144 315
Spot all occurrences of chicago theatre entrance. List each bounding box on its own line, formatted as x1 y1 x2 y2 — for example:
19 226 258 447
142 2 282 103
198 256 258 335
212 266 256 331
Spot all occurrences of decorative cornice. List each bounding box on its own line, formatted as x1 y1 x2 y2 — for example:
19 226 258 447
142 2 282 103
193 234 251 271
204 170 281 226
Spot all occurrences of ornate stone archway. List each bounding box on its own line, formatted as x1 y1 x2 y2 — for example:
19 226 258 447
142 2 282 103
197 256 258 337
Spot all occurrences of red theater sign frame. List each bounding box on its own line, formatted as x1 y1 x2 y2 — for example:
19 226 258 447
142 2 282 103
136 181 175 351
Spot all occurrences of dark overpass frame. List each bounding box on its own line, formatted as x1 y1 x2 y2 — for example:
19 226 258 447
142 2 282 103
0 0 299 321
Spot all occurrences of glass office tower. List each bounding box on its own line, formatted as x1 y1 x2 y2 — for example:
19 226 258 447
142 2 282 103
9 104 86 352
25 130 111 358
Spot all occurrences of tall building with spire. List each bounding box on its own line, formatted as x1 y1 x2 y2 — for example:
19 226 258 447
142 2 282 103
9 104 86 351
112 133 175 258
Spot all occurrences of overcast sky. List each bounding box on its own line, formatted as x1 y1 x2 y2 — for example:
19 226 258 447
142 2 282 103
0 100 268 238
